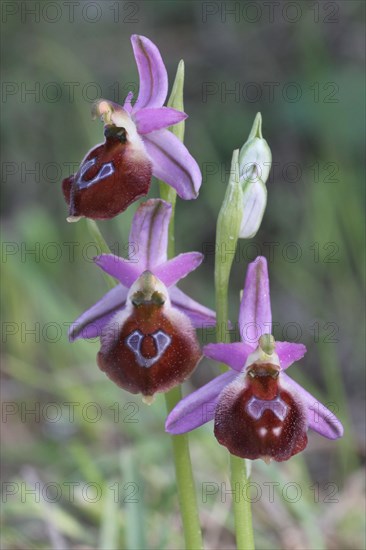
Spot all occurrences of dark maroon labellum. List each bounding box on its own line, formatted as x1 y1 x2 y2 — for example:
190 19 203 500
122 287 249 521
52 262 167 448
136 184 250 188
97 302 201 397
214 362 308 462
62 128 152 220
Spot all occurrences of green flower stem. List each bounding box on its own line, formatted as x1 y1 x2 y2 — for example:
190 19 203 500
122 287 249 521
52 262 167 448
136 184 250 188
215 155 255 549
165 387 204 550
229 456 255 550
160 60 203 550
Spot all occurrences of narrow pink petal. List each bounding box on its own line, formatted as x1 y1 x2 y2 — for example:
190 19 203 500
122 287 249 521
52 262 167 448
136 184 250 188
239 256 272 345
131 35 168 111
134 107 187 134
165 370 237 434
129 199 171 269
276 341 307 370
69 285 128 341
143 129 201 199
94 254 141 286
204 342 254 372
154 252 203 287
169 286 216 329
283 373 344 439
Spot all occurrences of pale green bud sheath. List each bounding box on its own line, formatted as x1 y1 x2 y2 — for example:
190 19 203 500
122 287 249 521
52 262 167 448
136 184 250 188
239 113 272 238
215 149 242 341
167 60 185 142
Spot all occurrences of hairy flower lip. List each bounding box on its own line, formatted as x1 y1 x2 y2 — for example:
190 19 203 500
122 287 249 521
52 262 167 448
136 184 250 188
96 269 203 398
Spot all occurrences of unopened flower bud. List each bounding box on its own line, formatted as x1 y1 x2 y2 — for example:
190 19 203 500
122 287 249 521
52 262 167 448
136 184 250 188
238 113 272 238
239 112 271 184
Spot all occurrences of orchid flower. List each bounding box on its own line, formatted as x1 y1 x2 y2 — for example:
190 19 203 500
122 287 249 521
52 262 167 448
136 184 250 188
63 35 201 220
69 199 216 400
166 256 343 462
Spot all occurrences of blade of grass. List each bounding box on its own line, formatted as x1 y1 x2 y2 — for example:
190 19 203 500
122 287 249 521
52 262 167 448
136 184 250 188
98 482 120 550
120 450 146 550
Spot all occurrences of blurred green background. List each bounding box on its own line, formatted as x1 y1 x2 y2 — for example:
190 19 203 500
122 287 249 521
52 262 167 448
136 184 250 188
1 1 365 549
